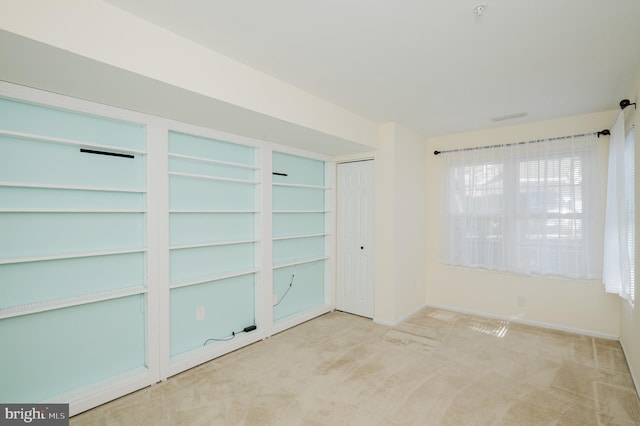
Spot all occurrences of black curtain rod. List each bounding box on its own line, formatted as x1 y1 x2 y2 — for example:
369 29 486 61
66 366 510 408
433 130 607 156
433 98 633 156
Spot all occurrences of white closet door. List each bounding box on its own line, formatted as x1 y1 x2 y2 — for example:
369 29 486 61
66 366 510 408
337 160 374 318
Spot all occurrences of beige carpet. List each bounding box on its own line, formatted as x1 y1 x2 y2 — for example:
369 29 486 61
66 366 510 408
71 308 640 425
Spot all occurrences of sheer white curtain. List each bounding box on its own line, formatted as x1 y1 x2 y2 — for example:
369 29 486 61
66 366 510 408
440 133 603 279
602 111 635 303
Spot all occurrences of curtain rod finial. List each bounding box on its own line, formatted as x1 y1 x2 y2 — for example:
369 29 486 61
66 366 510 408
620 99 637 110
597 129 610 138
434 150 440 155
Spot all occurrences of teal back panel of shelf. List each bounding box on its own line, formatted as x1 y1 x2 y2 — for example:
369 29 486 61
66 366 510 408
169 157 254 181
272 151 324 185
0 97 147 402
0 253 145 309
272 186 325 211
273 261 324 322
0 97 144 150
0 135 145 189
273 236 325 265
170 243 255 284
0 187 144 210
169 131 254 165
170 177 254 211
170 275 255 356
170 213 254 246
273 212 325 238
0 212 145 260
0 295 146 402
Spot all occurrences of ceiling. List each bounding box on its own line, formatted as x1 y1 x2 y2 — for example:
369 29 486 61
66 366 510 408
103 0 640 137
0 30 367 156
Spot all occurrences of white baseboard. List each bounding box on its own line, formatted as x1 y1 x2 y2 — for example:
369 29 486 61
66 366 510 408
270 304 333 336
167 331 266 378
373 304 427 327
50 368 153 417
424 303 620 340
167 305 333 378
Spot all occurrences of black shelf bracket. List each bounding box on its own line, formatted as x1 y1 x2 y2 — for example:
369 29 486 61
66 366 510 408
80 149 134 159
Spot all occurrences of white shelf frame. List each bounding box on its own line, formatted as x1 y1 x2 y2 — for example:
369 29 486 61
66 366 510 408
166 129 262 374
270 150 334 333
0 82 156 417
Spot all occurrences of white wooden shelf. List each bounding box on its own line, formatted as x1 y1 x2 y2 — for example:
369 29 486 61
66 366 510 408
272 182 329 189
169 172 258 185
169 268 259 289
169 210 257 214
272 233 328 241
272 210 329 214
0 248 147 265
169 153 258 170
0 181 146 193
0 286 147 320
273 256 329 269
0 209 146 213
170 239 257 251
0 129 146 155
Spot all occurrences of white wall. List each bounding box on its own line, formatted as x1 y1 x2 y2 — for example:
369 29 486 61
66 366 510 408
337 123 428 325
393 125 428 319
0 0 378 151
620 66 640 394
373 124 397 322
425 111 622 336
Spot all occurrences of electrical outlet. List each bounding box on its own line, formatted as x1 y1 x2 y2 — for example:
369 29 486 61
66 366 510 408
517 296 526 307
196 306 205 321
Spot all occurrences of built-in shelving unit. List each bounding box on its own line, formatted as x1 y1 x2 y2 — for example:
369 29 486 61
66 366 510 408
272 151 331 322
0 84 335 415
168 130 259 357
0 96 148 403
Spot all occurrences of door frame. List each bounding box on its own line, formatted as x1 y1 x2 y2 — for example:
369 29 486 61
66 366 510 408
335 159 375 318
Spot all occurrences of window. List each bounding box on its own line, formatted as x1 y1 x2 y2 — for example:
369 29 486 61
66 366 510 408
517 155 586 276
440 133 602 279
